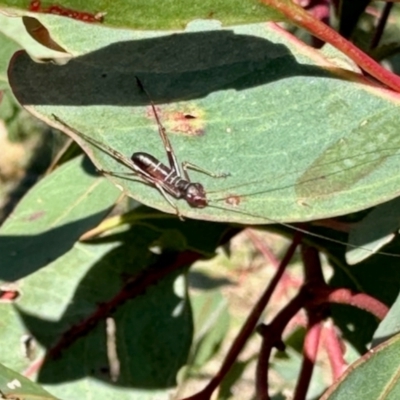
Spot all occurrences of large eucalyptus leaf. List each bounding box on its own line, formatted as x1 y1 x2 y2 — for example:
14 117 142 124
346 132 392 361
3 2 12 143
0 156 120 280
8 17 400 226
0 363 58 399
0 224 193 400
322 332 400 399
0 0 281 30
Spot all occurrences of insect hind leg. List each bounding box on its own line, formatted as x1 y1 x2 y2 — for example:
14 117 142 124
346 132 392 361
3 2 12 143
97 169 150 184
135 76 181 173
101 168 183 220
181 161 230 181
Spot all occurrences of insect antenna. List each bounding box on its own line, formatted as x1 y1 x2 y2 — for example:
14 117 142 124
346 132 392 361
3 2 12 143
208 202 400 258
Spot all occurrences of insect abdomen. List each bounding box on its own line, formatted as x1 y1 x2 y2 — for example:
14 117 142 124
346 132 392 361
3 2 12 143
131 152 188 199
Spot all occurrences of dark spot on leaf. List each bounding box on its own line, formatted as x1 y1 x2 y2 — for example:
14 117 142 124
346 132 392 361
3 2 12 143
146 104 205 136
26 211 45 221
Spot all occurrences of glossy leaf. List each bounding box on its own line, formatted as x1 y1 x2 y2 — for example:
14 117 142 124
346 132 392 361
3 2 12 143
0 223 195 399
7 18 400 227
346 197 400 264
0 363 58 399
0 156 120 281
373 291 400 347
0 13 65 62
0 0 281 30
322 332 400 399
190 289 230 369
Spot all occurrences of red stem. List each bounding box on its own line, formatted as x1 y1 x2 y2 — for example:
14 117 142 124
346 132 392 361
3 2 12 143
182 233 303 400
261 0 400 92
304 0 331 48
370 1 393 49
256 289 306 400
323 322 347 381
311 287 388 320
292 244 326 399
294 317 323 400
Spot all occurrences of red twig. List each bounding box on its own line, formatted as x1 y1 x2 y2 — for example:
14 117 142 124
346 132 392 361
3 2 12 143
303 0 331 48
311 287 388 320
293 245 326 399
300 244 388 320
181 233 303 400
294 317 323 400
370 1 393 49
256 290 306 400
322 322 347 381
250 239 387 399
261 0 400 92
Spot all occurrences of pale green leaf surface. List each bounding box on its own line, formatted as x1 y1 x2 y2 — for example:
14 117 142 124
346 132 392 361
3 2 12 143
0 156 120 281
0 363 58 399
272 346 327 398
346 197 400 265
190 290 229 368
373 291 400 347
346 233 395 265
322 332 400 400
8 20 400 226
0 240 119 373
0 26 20 85
0 13 67 62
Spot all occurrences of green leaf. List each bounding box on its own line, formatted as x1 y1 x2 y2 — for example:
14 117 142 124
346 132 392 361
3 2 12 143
142 209 231 255
321 332 400 399
273 346 327 398
8 19 400 227
0 13 65 62
329 238 400 352
0 363 58 399
190 290 229 369
0 156 120 281
373 291 400 347
0 23 22 133
1 0 281 30
346 197 400 265
0 224 194 399
0 26 20 86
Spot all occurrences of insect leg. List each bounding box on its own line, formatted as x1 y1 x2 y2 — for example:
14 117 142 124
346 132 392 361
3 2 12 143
53 114 160 183
53 113 182 217
153 182 183 220
135 77 182 177
181 161 230 181
101 167 183 219
97 169 148 182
